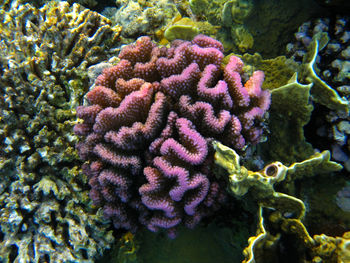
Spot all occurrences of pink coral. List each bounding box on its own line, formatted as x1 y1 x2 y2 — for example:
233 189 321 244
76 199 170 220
75 35 270 237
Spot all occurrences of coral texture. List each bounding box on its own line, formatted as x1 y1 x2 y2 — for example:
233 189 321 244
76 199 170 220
287 16 350 170
107 0 180 38
212 140 343 263
0 1 120 262
75 35 270 237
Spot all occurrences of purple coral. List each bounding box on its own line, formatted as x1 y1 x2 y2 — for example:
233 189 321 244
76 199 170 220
75 35 270 237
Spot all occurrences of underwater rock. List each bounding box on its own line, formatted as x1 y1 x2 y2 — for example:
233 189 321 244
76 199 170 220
111 0 180 39
0 1 121 261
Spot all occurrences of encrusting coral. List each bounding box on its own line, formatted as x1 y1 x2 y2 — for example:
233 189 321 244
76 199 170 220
212 140 344 263
0 1 121 262
74 34 271 238
261 74 315 164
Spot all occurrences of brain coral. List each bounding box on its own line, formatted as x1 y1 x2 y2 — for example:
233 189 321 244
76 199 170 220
75 35 270 237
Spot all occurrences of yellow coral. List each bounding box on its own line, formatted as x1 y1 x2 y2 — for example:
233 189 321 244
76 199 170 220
213 140 343 263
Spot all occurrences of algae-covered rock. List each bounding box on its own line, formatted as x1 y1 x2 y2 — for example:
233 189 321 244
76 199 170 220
0 1 120 261
164 17 199 41
189 0 208 17
190 0 254 53
189 0 225 25
231 25 254 52
112 0 180 38
163 16 218 42
221 0 253 25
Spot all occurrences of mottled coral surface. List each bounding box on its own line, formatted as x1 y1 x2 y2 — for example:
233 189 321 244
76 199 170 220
75 35 270 237
0 1 120 262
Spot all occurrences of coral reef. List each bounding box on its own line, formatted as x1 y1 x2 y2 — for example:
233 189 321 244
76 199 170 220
287 16 350 170
0 1 122 261
189 0 323 56
223 53 313 164
297 174 350 238
212 140 344 263
189 0 254 52
287 17 350 107
300 34 349 112
75 35 271 237
3 0 102 9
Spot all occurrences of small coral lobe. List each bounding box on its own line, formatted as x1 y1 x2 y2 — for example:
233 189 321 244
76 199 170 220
75 35 270 237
